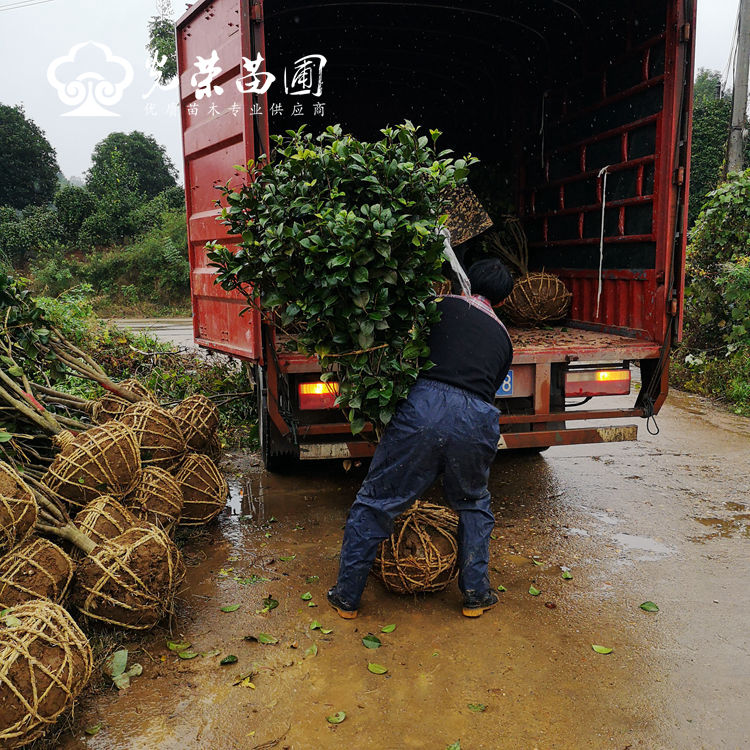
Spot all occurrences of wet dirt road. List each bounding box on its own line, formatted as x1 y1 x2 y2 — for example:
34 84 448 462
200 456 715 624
60 390 750 750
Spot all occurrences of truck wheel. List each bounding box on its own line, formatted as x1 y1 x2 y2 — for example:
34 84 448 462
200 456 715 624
255 366 296 473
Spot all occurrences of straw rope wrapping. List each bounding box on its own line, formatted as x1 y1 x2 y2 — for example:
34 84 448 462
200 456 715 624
175 454 228 527
0 538 74 610
0 599 92 748
73 496 136 550
73 523 185 630
503 271 572 326
125 467 183 534
170 395 219 453
119 402 185 469
0 463 37 555
42 422 141 510
91 379 157 425
373 501 459 594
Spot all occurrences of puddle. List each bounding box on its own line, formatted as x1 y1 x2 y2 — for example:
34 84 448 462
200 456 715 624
611 533 673 556
692 514 750 540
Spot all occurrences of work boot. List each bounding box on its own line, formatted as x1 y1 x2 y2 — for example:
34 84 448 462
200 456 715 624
327 588 358 619
462 590 498 618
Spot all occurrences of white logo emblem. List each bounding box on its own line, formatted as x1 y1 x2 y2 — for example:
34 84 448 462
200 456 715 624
47 41 134 117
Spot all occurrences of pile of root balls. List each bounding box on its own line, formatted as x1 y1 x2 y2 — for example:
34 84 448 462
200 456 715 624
0 276 230 748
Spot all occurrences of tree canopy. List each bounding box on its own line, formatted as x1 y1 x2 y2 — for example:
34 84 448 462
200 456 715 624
86 131 177 201
0 104 60 209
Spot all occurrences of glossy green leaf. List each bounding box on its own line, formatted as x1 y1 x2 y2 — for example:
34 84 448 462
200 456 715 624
279 555 296 561
362 634 381 649
105 649 128 678
528 586 541 596
562 570 573 580
326 711 346 724
640 601 659 612
220 655 238 665
84 722 103 736
257 633 278 644
367 662 388 674
177 651 199 660
592 645 613 654
381 624 396 633
497 585 507 592
301 592 313 601
310 620 322 630
220 604 241 613
166 641 191 652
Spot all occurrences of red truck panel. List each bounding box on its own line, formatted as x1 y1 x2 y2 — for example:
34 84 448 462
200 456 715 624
176 0 265 360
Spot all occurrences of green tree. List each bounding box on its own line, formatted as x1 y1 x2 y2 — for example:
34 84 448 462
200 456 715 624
80 147 145 245
87 131 177 200
693 68 723 106
0 104 59 209
147 14 177 85
54 185 96 242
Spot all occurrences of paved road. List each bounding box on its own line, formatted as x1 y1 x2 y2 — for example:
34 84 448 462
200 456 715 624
117 318 195 349
61 384 750 749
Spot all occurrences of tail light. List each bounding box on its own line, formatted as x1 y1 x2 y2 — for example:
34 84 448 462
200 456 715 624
298 381 340 410
565 368 631 397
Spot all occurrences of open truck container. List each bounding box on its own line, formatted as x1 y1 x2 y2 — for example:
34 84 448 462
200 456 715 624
176 0 695 469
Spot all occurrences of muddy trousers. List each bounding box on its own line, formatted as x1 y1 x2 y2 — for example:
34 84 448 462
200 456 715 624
333 378 501 609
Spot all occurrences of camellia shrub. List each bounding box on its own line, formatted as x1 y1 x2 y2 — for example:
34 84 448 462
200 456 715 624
208 123 475 433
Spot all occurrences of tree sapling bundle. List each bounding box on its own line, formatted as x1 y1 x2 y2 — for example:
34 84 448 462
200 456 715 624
125 466 183 533
92 378 157 424
119 401 185 469
170 394 219 453
0 537 74 609
175 453 228 526
73 495 137 549
0 599 92 749
0 463 37 555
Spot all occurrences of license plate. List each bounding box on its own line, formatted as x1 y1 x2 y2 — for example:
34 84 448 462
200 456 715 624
497 370 514 397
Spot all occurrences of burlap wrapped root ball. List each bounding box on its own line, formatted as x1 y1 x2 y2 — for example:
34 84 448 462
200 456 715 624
0 599 92 749
73 495 136 550
504 272 573 326
120 402 185 469
91 378 157 424
171 395 219 453
373 501 459 594
42 422 141 510
72 523 185 630
175 454 228 527
0 463 37 555
0 538 74 610
125 467 183 533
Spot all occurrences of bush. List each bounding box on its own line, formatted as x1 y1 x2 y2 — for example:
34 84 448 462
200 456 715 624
0 205 64 264
209 122 474 433
54 185 96 241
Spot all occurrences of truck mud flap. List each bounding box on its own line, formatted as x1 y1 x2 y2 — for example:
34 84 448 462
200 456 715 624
498 425 638 450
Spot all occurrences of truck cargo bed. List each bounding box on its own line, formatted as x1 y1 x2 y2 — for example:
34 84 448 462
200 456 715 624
507 326 661 365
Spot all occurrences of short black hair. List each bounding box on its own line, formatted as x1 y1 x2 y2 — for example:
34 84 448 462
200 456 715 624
467 259 514 306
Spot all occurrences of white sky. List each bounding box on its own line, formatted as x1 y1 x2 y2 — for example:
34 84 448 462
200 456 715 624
0 0 741 181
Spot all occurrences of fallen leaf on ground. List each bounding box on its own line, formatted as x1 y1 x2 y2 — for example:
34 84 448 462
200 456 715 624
177 651 199 660
257 633 278 644
84 722 103 736
381 624 396 633
468 703 487 712
446 742 461 750
362 634 381 649
562 570 573 580
640 601 659 612
310 620 322 630
368 663 388 674
257 595 279 614
306 575 320 583
220 604 241 613
320 627 333 634
326 711 346 724
220 655 238 665
279 555 296 562
592 645 613 654
166 641 191 652
201 650 221 658
528 586 541 596
305 643 318 657
301 592 313 600
239 677 256 688
532 558 544 566
105 649 128 678
497 585 507 592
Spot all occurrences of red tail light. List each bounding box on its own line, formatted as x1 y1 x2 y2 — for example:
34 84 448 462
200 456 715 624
298 381 340 410
565 369 631 397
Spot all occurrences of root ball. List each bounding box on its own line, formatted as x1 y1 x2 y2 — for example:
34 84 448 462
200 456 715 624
0 464 37 555
175 454 228 526
171 395 219 452
74 495 136 549
120 402 185 469
125 467 183 533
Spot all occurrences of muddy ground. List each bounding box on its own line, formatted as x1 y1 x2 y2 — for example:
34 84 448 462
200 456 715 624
55 386 750 750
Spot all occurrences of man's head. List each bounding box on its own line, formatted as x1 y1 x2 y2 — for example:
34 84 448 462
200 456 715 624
467 259 514 306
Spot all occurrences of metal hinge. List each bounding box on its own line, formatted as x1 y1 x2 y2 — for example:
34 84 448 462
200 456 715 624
680 23 691 43
674 166 685 186
250 0 262 22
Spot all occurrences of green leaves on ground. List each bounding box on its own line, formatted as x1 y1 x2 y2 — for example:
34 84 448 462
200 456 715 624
104 649 143 688
362 634 381 649
326 711 346 724
257 595 279 614
531 558 544 567
592 645 613 654
220 604 240 613
467 703 487 712
177 651 199 660
367 663 388 675
528 586 541 596
562 569 573 580
220 655 238 665
446 742 461 750
306 575 320 584
310 620 332 634
497 585 507 592
279 555 296 562
640 601 659 612
305 643 318 657
301 592 313 601
207 122 478 432
244 633 278 645
84 723 103 736
381 624 396 633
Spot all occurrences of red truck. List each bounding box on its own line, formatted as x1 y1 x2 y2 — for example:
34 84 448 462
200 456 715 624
176 0 695 470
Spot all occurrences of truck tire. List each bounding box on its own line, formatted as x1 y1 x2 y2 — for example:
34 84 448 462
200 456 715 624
255 366 297 473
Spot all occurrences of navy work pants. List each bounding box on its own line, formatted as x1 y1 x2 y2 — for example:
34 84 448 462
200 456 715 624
333 378 500 609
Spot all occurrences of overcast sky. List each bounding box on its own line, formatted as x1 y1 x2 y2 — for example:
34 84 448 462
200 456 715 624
0 0 741 182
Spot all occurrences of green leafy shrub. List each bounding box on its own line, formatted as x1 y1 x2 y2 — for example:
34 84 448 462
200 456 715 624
685 170 750 353
54 184 96 241
0 205 64 263
209 123 475 433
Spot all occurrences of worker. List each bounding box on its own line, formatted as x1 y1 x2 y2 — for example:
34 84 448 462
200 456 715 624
328 257 514 619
